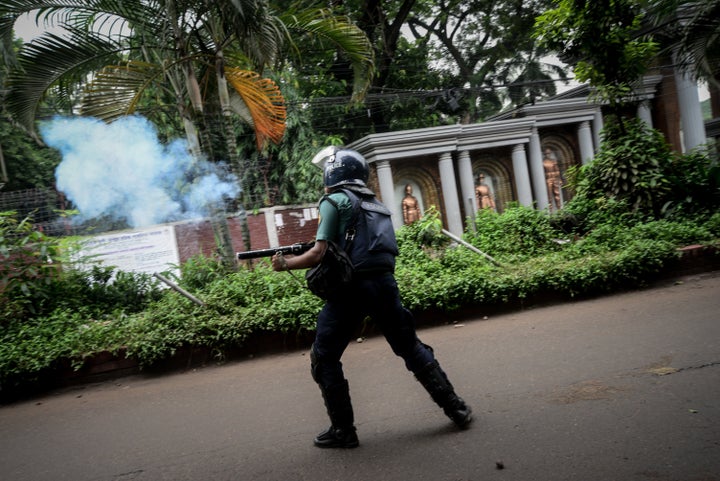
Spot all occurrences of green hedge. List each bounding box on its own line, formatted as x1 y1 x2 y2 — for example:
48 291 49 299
1 208 719 394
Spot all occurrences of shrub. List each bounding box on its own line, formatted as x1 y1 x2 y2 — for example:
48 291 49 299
468 204 562 260
176 253 231 291
577 118 674 217
0 212 63 321
662 146 720 218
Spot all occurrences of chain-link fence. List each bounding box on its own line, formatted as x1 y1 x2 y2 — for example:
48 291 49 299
0 188 119 237
0 186 267 238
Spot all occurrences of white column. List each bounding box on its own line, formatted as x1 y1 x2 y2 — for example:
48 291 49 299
438 152 464 235
578 121 594 165
674 68 707 151
529 128 548 211
593 108 604 152
264 209 280 247
512 145 533 207
457 150 477 219
637 100 653 129
375 160 401 229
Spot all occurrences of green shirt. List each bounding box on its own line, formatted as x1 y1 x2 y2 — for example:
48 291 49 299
316 192 353 242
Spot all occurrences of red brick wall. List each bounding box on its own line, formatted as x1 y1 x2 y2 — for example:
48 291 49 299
175 220 216 264
173 205 319 263
274 207 319 245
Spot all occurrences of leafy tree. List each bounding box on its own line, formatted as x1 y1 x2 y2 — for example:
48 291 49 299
281 0 566 140
0 0 373 266
533 0 720 223
406 0 563 123
0 34 61 191
0 119 61 191
533 0 659 118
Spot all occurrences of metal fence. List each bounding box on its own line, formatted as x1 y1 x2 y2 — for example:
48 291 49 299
0 188 102 237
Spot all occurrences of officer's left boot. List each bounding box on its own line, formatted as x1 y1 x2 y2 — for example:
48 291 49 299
315 380 359 448
415 360 473 428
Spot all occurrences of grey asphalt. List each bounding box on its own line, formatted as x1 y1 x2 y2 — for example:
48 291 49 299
1 272 719 481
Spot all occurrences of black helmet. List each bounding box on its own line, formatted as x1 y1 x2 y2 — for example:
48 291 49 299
312 146 369 188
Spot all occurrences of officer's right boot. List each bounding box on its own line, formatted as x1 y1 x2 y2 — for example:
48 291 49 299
314 380 359 448
415 360 473 428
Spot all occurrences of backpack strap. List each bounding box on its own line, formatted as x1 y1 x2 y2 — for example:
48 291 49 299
337 188 363 252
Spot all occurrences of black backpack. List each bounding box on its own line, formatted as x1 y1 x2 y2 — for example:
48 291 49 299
339 188 398 273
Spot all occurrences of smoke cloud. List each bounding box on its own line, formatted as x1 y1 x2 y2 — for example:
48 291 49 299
41 115 240 228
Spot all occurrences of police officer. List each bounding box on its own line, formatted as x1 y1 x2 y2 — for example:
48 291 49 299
271 147 472 449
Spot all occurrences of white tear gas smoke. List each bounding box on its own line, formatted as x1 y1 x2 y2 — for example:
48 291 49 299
42 115 240 228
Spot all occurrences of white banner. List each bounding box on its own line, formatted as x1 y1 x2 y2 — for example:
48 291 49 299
76 225 180 277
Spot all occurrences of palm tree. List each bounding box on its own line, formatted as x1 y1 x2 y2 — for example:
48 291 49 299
0 0 374 266
646 0 720 87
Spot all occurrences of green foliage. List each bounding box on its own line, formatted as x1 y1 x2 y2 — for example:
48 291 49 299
0 118 62 190
120 262 322 367
534 0 658 108
662 145 720 218
468 204 562 260
575 118 674 217
46 265 164 317
176 254 232 292
397 206 449 250
1 200 718 392
0 211 63 319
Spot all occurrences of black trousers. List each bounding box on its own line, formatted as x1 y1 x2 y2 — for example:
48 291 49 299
311 272 435 389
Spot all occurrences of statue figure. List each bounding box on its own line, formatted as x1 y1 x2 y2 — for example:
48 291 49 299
402 184 421 224
475 173 496 211
543 148 563 210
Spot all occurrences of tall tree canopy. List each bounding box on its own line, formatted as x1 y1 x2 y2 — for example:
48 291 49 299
292 0 564 137
534 0 659 114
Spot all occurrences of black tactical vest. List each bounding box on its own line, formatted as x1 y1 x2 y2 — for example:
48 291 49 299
336 188 398 273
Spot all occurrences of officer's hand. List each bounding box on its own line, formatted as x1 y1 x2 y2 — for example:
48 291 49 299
272 253 290 271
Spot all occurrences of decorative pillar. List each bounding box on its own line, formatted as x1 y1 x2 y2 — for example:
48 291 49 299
674 67 707 151
375 160 401 229
637 100 653 128
578 121 594 164
593 108 604 152
529 128 549 211
438 152 464 235
457 150 477 219
512 145 533 207
264 209 280 247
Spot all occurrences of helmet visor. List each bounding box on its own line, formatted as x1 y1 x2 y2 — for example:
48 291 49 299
311 146 340 170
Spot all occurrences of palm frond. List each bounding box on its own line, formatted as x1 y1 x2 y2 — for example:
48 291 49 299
5 28 126 132
81 60 165 122
0 0 159 38
217 0 285 68
225 67 286 150
280 8 374 103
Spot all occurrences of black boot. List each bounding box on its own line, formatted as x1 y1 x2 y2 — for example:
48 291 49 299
314 380 359 448
415 360 473 428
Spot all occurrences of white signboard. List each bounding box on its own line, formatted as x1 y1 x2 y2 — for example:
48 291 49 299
77 225 180 277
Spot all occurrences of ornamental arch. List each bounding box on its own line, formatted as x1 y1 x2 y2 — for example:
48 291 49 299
540 133 578 208
471 149 515 214
391 163 440 225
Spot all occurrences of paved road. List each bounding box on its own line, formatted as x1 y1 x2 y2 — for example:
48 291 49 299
1 273 719 481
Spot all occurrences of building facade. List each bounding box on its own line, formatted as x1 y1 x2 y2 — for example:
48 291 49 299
348 73 713 236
